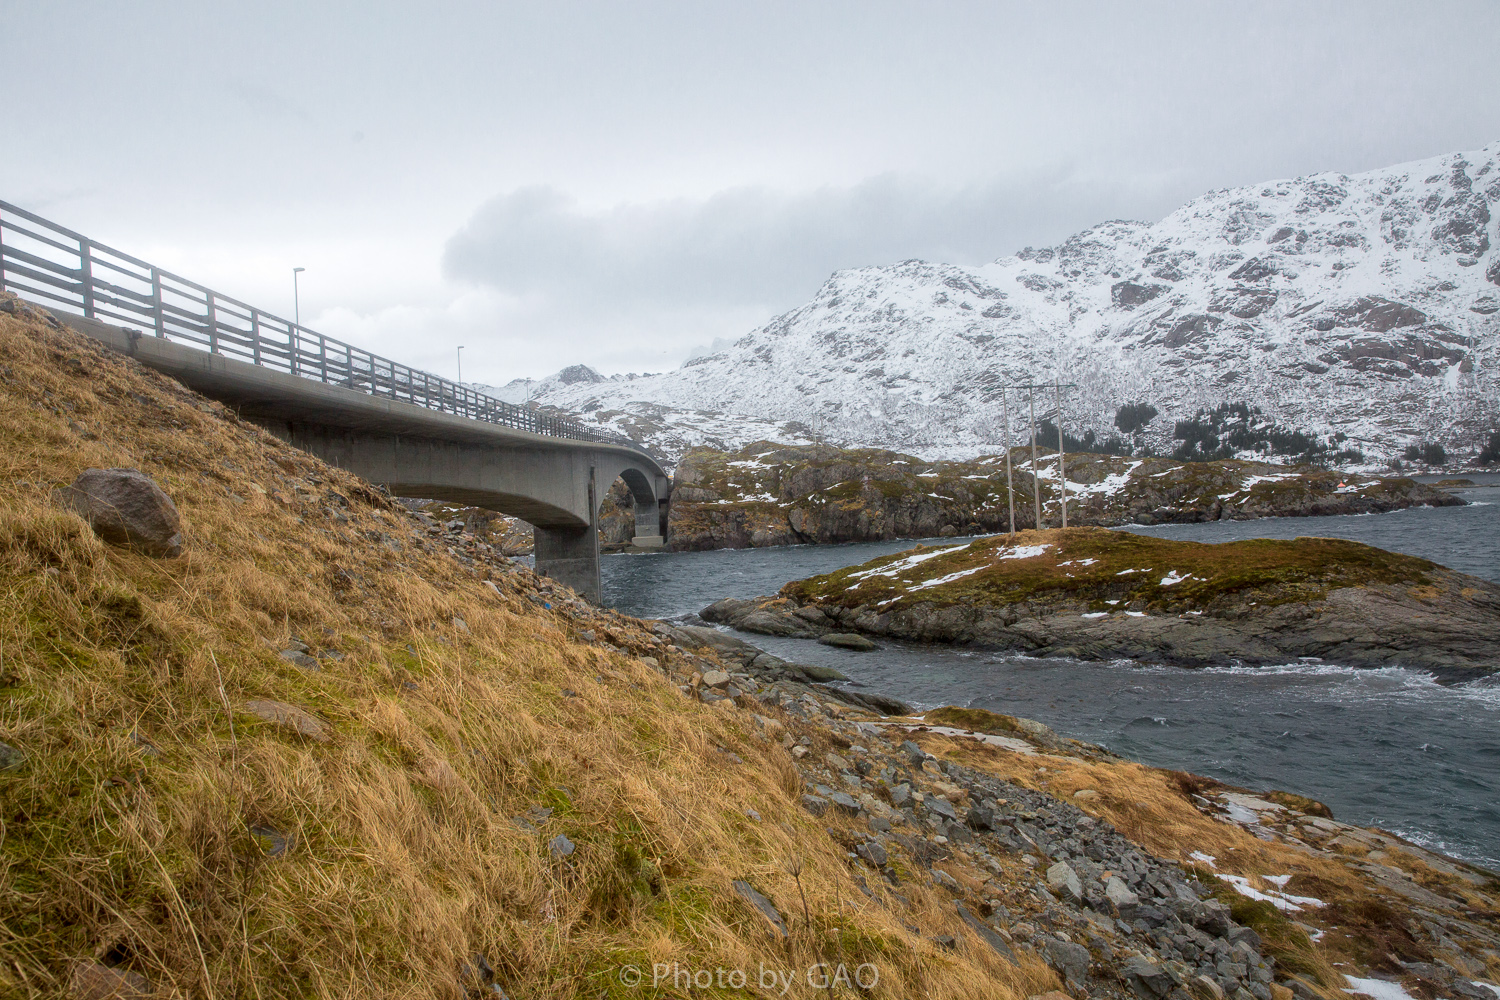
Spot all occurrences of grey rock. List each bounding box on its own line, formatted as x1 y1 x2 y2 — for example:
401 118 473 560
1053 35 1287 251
800 794 830 817
1122 955 1175 998
818 632 878 651
857 841 888 866
1189 899 1231 937
55 468 183 557
248 824 292 857
1044 936 1092 985
732 879 788 937
700 669 731 688
967 804 998 830
927 796 959 821
279 649 319 670
828 791 862 816
957 903 1016 961
889 783 913 807
0 739 24 773
944 821 974 844
1106 875 1141 915
815 684 911 715
548 833 576 858
1046 860 1083 901
242 699 331 742
1227 925 1262 950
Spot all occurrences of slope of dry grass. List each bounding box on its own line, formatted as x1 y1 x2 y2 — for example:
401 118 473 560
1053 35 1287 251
0 296 1057 998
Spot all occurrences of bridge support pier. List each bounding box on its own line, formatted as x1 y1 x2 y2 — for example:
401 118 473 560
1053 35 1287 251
631 496 665 550
534 525 601 603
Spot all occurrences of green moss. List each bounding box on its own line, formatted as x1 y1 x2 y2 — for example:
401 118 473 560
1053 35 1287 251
922 706 1027 736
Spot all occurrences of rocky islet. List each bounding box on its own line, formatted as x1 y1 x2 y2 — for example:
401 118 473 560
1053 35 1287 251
701 527 1500 679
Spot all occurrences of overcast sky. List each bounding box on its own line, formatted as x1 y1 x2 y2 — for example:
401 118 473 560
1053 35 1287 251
4 1 1499 384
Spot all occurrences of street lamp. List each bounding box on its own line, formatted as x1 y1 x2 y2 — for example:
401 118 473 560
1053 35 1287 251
457 345 465 385
291 267 306 375
292 267 305 330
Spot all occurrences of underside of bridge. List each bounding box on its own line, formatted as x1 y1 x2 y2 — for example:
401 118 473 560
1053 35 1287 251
57 313 670 603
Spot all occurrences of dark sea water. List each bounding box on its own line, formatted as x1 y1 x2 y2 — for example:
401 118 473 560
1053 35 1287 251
599 485 1500 868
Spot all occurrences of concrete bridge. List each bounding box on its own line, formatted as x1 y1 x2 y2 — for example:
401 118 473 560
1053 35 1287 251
59 314 668 600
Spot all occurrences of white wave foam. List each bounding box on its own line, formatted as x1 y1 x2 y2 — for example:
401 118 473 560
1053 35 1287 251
1059 658 1500 710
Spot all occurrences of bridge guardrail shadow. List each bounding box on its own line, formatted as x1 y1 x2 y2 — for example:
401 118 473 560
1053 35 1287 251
0 199 658 461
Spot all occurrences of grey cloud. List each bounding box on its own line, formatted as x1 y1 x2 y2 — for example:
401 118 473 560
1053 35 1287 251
442 172 1169 313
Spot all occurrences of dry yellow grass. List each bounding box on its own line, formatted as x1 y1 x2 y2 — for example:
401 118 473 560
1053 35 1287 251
0 297 1065 998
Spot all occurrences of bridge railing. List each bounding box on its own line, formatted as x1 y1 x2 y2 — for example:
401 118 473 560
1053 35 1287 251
0 199 654 454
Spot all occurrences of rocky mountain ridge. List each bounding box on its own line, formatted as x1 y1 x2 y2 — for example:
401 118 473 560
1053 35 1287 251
530 143 1500 467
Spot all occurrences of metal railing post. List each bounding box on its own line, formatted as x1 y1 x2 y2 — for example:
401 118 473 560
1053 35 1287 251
205 290 218 353
80 239 95 317
319 334 328 382
250 309 262 364
151 268 165 337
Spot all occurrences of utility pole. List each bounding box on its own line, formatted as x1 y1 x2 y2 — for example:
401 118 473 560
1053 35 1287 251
1003 380 1078 531
1025 388 1040 530
1003 387 1016 540
1056 378 1068 530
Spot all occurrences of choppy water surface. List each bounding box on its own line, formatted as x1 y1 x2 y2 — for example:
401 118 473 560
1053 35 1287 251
601 488 1500 868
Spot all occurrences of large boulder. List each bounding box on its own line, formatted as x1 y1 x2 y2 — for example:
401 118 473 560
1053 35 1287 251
56 469 182 557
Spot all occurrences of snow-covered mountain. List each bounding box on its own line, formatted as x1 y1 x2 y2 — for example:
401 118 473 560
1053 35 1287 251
533 144 1500 467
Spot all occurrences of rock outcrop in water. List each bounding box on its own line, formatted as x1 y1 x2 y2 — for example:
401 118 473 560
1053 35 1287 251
667 443 1461 551
700 528 1500 680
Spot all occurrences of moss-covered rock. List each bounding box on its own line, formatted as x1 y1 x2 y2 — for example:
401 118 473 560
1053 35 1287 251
701 528 1500 679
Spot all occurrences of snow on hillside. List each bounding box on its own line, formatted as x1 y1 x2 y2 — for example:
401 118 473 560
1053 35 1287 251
534 144 1500 466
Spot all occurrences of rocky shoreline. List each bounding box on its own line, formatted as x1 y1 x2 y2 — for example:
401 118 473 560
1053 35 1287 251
635 620 1500 1000
666 443 1464 551
699 528 1500 681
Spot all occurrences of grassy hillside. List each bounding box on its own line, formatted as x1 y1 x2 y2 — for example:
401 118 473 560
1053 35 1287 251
0 295 1055 998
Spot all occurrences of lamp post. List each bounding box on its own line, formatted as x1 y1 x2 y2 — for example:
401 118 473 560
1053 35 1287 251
291 267 305 374
292 267 305 330
457 345 464 385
